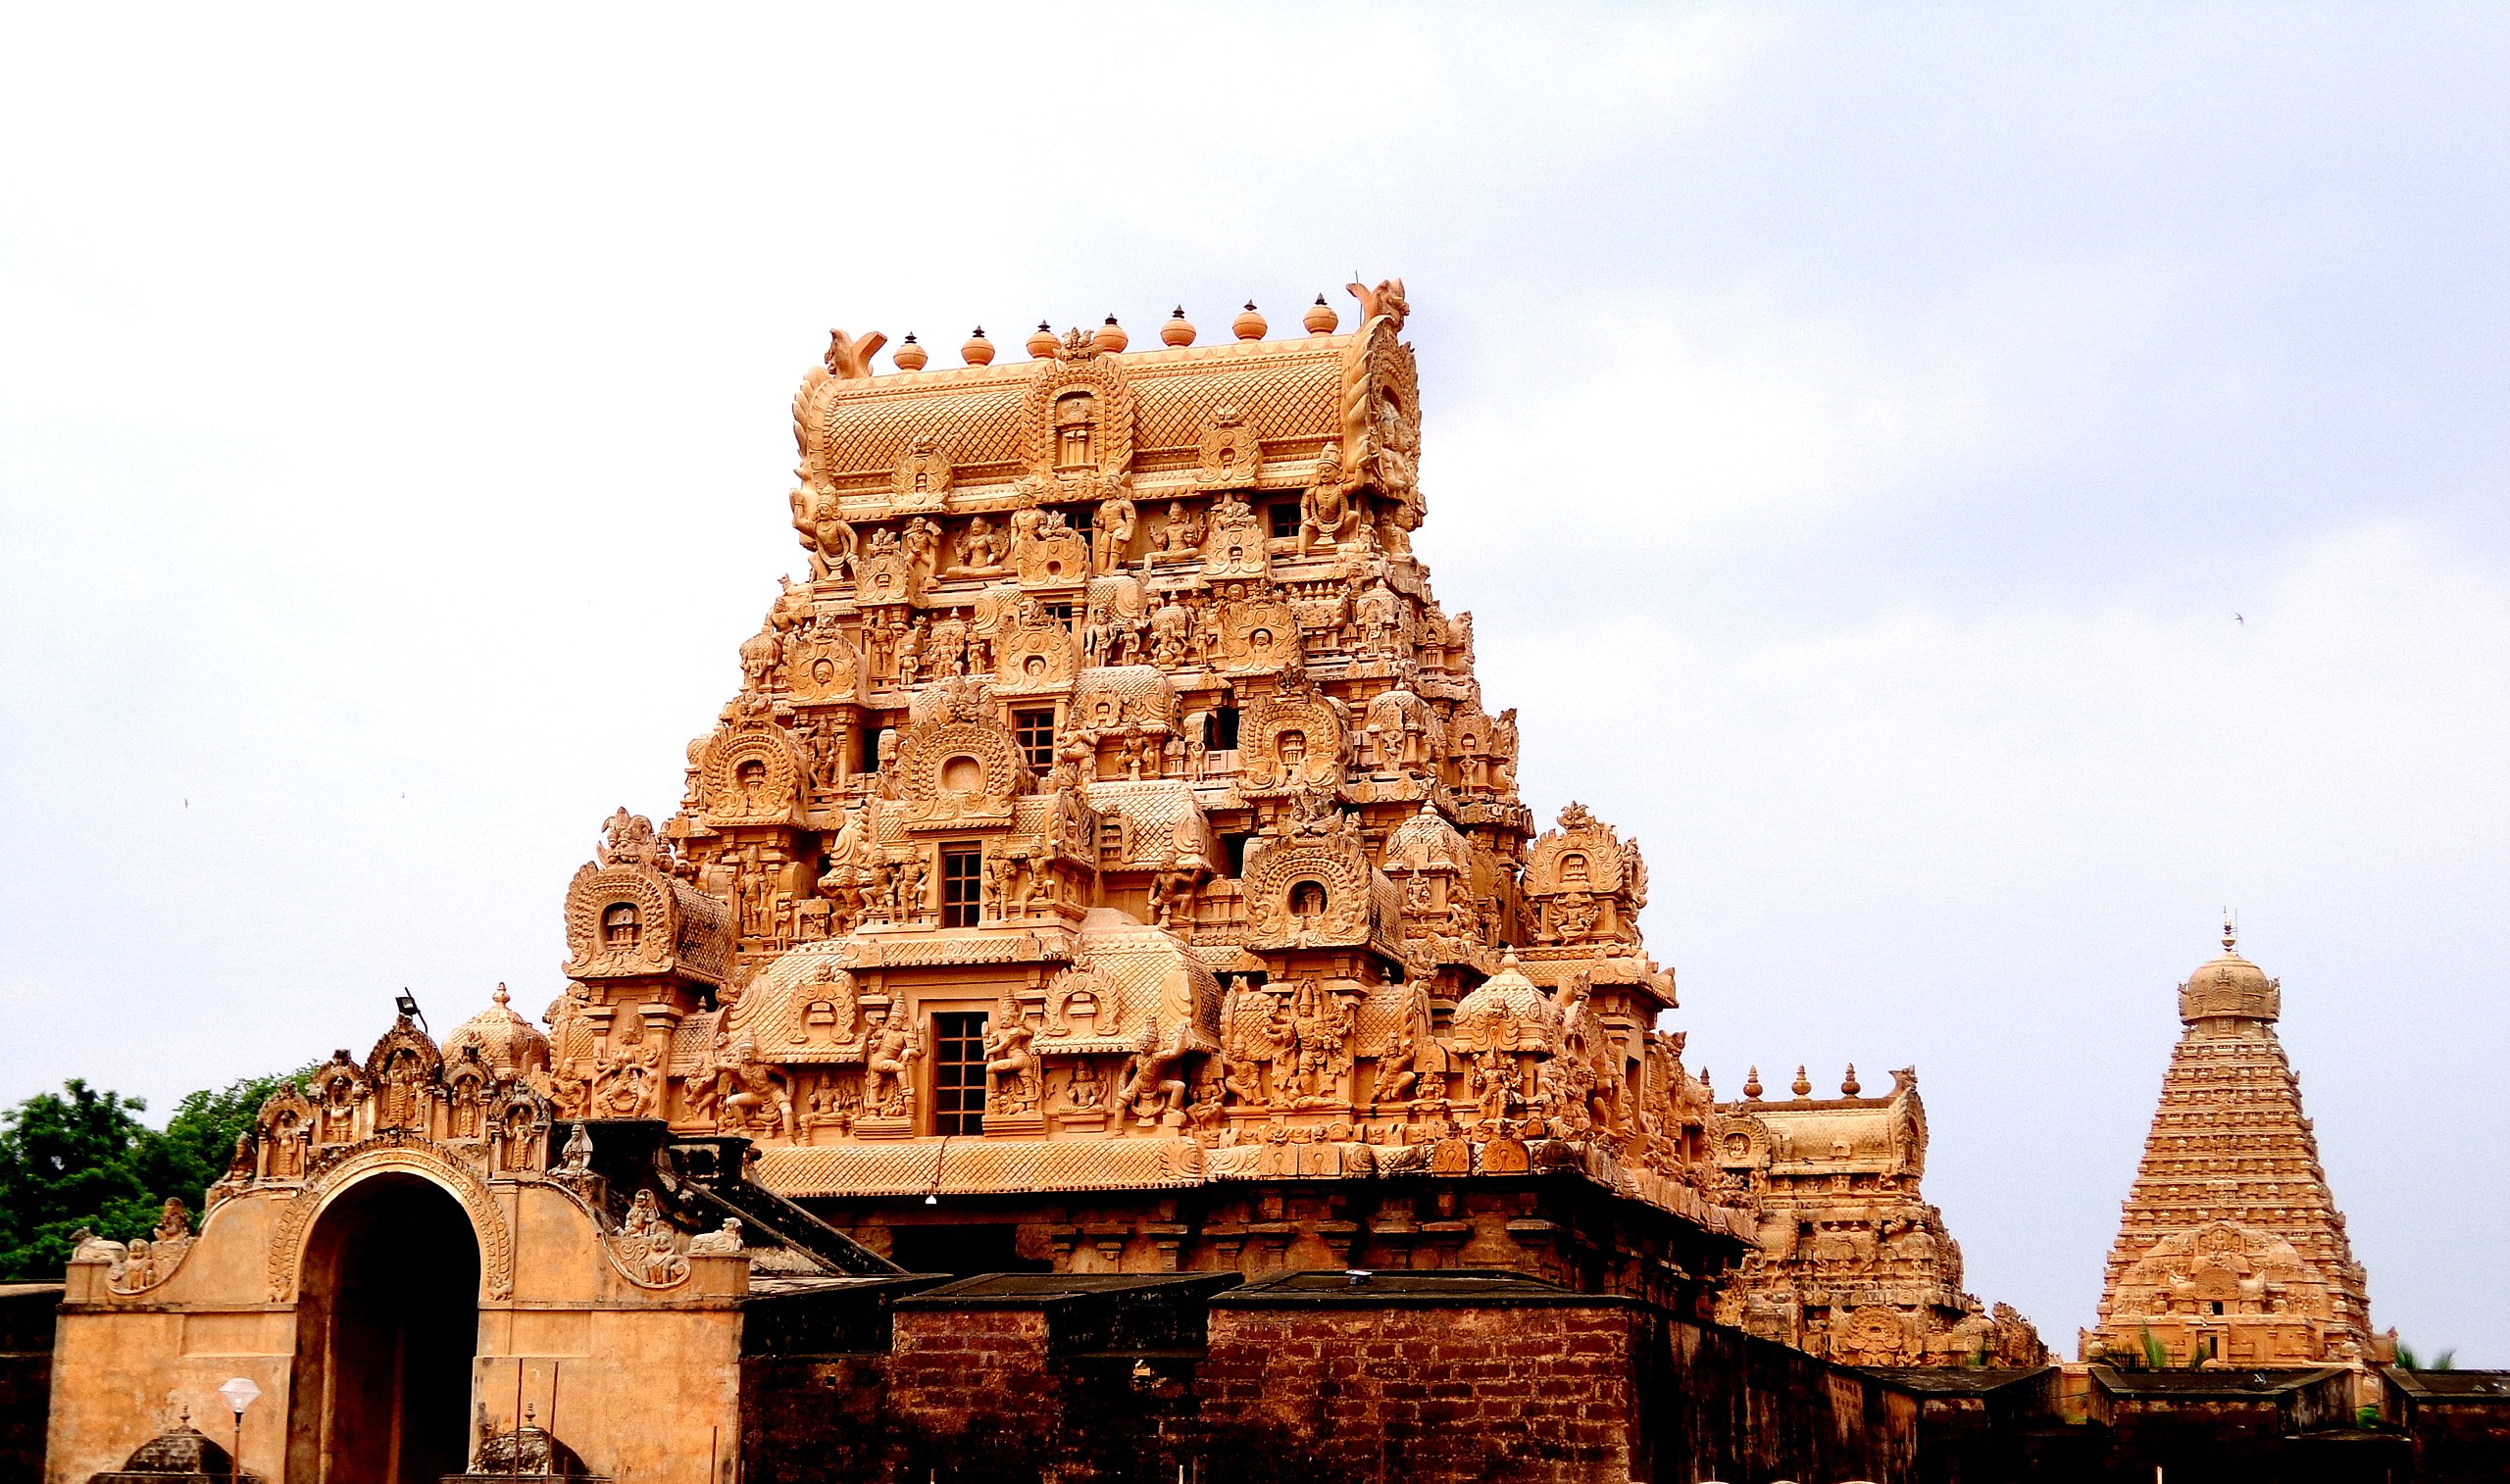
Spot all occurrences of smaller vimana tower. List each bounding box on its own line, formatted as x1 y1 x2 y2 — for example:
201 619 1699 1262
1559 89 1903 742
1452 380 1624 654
2084 922 2379 1365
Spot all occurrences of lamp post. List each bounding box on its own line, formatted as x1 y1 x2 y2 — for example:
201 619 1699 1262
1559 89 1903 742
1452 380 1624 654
217 1377 258 1484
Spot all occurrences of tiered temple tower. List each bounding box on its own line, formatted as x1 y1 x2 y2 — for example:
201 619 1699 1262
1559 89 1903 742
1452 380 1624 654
2083 923 2377 1364
541 285 1768 1297
1713 1064 2046 1367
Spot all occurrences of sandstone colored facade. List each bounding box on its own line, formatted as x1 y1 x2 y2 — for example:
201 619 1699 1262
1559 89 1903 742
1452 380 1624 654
2083 925 2380 1366
1714 1065 2046 1369
40 285 2056 1483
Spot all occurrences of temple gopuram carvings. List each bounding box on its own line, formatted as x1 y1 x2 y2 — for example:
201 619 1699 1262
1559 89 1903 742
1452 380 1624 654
42 280 2134 1484
1714 1064 2045 1367
533 283 1780 1290
2083 924 2379 1366
508 279 2040 1346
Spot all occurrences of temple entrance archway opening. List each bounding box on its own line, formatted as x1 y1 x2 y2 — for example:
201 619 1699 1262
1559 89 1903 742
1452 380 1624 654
286 1171 480 1484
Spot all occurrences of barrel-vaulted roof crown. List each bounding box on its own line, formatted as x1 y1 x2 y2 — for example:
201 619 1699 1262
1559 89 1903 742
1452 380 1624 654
789 319 1415 510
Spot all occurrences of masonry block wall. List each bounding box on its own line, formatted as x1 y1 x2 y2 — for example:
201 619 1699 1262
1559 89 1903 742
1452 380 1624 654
1198 1303 1639 1480
738 1274 1922 1484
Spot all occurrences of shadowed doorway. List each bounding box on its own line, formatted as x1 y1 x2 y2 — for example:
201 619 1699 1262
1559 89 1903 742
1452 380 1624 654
287 1172 480 1484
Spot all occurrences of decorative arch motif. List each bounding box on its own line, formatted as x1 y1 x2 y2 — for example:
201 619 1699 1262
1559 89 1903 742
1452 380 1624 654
563 863 674 974
994 604 1079 694
1244 840 1373 950
1195 405 1260 487
1022 355 1134 485
1525 807 1629 897
267 1135 515 1302
1240 678 1345 790
698 711 807 827
1215 593 1300 673
784 626 865 703
895 718 1026 829
890 433 954 508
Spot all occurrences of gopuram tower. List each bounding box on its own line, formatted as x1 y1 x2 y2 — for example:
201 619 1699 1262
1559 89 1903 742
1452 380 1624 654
543 284 1766 1296
2083 923 2378 1365
41 282 2059 1484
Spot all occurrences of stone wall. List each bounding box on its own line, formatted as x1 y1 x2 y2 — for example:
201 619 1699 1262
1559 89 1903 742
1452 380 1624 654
0 1286 60 1484
736 1270 1923 1483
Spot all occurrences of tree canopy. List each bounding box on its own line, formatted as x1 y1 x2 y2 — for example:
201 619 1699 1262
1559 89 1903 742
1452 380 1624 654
0 1066 313 1281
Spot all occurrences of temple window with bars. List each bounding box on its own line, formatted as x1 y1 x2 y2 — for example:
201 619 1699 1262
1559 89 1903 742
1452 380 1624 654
940 845 981 928
931 1011 987 1135
1014 709 1056 770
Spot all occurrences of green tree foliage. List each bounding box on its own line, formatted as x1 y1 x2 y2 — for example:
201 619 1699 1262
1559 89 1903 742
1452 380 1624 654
0 1065 314 1281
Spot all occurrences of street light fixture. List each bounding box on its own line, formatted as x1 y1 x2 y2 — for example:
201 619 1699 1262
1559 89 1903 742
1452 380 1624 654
217 1377 259 1484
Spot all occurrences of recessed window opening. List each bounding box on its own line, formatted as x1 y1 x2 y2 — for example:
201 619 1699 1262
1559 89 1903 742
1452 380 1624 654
1014 709 1056 770
941 846 981 928
932 1011 988 1135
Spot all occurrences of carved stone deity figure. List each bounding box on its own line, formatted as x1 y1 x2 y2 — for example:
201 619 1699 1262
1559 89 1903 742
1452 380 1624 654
557 1120 594 1178
788 483 855 580
597 1022 664 1118
982 991 1041 1114
1159 501 1200 558
1298 443 1358 553
952 515 1007 574
620 1188 689 1286
1373 1018 1421 1108
1145 847 1210 929
1094 492 1136 572
865 1010 923 1118
716 1037 797 1141
1115 1014 1194 1126
903 516 942 591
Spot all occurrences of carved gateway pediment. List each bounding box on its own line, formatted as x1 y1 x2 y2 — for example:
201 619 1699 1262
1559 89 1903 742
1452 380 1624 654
994 596 1080 693
1024 352 1134 489
1524 802 1647 948
1239 670 1346 791
895 715 1029 831
697 697 810 827
1243 833 1384 952
785 622 866 704
365 1017 444 1132
563 861 735 986
2113 1219 2331 1320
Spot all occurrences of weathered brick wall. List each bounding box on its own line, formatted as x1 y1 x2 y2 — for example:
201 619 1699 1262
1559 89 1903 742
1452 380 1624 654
1634 1312 1917 1484
2406 1399 2510 1484
1200 1304 1637 1482
737 1286 1928 1484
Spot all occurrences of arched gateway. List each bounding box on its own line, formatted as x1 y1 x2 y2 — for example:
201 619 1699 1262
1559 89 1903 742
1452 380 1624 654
42 994 878 1484
286 1172 479 1484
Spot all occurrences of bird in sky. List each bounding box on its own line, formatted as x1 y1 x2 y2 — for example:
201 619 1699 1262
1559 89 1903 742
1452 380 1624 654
2234 614 2244 624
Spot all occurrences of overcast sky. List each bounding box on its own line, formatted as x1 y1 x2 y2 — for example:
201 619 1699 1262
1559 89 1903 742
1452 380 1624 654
4 4 2504 1360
